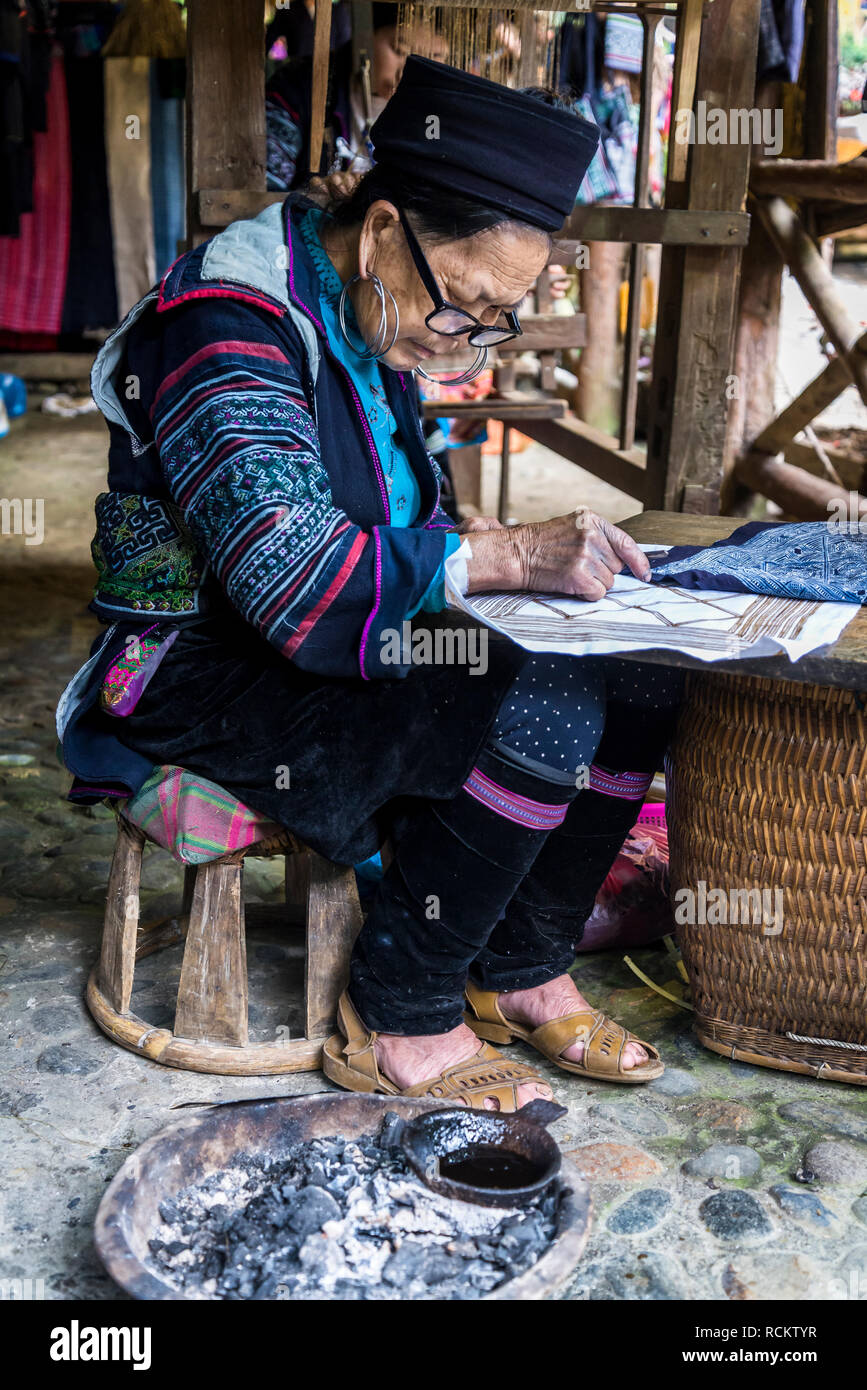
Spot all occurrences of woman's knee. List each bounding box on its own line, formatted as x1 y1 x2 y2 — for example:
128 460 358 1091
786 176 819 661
490 654 607 775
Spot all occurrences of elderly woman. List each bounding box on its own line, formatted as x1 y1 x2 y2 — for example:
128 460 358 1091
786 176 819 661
59 57 681 1110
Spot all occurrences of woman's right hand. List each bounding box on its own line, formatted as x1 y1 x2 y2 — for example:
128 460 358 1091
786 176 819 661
464 508 650 600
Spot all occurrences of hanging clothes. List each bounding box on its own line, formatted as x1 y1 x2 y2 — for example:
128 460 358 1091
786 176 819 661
0 51 71 338
0 0 54 238
55 2 120 334
757 0 806 86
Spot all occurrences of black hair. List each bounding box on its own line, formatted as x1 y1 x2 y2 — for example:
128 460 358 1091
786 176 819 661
324 163 552 246
319 84 574 248
372 4 399 32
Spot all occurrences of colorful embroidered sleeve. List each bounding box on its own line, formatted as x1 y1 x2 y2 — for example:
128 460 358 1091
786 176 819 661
142 302 449 679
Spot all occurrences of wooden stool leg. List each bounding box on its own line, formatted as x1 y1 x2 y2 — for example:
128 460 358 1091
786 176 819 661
99 818 146 1015
305 852 363 1039
181 864 197 915
175 853 248 1046
284 845 310 926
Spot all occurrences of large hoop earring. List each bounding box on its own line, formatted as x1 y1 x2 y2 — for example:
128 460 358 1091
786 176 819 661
338 273 399 361
415 345 489 387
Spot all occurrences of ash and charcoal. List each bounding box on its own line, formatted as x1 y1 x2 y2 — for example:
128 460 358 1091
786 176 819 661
148 1113 559 1300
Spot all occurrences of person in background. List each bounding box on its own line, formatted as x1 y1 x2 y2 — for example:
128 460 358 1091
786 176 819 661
266 2 448 192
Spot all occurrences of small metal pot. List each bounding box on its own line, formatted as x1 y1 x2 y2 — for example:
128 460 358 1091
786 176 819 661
399 1098 567 1209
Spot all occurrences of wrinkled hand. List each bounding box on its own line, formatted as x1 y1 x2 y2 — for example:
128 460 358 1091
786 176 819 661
509 508 650 600
306 170 363 206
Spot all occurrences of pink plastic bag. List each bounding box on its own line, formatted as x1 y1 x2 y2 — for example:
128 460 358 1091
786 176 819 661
577 804 674 952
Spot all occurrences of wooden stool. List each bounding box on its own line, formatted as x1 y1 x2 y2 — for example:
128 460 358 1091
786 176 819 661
86 815 363 1075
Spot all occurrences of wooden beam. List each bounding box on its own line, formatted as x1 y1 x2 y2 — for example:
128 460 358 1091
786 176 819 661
197 188 284 227
734 451 867 522
814 203 867 238
498 314 586 354
517 414 647 502
751 158 867 203
554 208 750 249
756 198 867 408
748 329 867 455
783 440 867 491
643 0 763 513
186 0 266 246
196 195 750 247
420 396 566 422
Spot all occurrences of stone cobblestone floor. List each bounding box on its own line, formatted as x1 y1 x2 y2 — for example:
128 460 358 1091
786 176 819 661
1 411 866 1302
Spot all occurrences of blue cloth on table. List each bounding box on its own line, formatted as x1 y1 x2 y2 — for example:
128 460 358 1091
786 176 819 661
648 520 867 606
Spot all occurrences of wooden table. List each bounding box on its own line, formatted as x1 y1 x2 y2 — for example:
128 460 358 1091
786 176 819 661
619 511 867 691
618 512 867 1086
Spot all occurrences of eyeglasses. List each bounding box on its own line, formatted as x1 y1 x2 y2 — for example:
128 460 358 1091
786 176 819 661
396 206 523 348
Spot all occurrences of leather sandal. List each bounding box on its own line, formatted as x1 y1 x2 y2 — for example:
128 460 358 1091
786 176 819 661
322 991 551 1112
464 980 664 1085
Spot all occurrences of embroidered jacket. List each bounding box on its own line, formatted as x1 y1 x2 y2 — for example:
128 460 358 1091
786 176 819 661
85 194 456 684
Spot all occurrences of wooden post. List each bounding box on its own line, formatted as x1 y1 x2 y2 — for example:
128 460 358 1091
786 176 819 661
304 853 363 1040
497 428 512 525
720 81 786 509
803 0 838 163
449 443 483 513
175 854 248 1046
186 0 266 246
99 819 145 1016
577 239 624 437
619 12 660 451
666 0 703 191
309 0 333 175
643 0 763 513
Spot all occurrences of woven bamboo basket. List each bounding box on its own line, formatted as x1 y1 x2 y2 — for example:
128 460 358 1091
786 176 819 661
666 671 867 1086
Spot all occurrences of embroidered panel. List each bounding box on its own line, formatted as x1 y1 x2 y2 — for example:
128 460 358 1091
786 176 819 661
91 492 204 614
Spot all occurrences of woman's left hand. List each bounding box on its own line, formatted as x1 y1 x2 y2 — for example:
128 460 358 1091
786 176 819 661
455 516 504 534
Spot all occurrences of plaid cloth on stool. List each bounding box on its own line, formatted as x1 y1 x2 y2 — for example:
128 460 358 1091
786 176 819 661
122 764 281 864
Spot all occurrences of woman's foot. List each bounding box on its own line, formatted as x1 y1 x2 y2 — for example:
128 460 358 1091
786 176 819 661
373 1022 553 1110
499 974 650 1070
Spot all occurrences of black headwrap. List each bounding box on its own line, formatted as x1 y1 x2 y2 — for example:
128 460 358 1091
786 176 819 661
368 55 600 232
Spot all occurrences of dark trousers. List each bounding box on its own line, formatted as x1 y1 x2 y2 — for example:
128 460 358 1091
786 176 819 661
349 656 683 1033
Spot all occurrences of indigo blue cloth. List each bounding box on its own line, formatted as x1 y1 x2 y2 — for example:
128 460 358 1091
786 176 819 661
649 521 867 606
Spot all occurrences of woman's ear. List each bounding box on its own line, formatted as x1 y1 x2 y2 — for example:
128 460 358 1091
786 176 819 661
358 200 400 279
